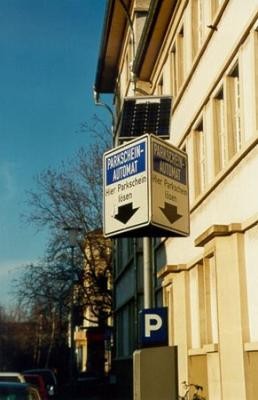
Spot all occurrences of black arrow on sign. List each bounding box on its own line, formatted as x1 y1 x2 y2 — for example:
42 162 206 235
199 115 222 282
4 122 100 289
160 203 182 224
114 203 139 224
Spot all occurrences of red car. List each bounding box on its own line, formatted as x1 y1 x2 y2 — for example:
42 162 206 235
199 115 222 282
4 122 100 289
23 374 49 400
23 369 57 398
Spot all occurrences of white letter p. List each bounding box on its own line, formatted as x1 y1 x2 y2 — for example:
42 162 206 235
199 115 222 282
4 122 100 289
145 314 162 337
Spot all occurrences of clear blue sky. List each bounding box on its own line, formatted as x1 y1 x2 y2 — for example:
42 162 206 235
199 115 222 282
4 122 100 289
0 0 110 306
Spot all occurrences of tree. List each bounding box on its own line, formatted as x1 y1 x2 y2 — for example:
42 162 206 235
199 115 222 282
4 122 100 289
0 304 37 371
26 117 110 234
14 261 72 368
15 117 113 365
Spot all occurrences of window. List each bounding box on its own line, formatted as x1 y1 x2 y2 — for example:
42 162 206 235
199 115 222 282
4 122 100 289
226 63 242 159
188 255 218 349
115 302 135 357
171 45 177 96
177 26 184 89
197 0 204 46
189 264 204 348
212 63 243 175
193 119 206 197
170 26 184 97
153 239 166 306
213 87 226 174
191 0 205 59
204 255 218 344
115 238 134 275
211 0 224 20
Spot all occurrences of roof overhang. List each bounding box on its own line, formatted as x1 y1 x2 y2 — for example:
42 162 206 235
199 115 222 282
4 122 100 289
94 0 176 94
94 0 132 93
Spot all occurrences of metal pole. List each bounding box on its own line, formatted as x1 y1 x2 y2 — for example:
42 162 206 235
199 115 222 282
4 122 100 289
143 237 153 309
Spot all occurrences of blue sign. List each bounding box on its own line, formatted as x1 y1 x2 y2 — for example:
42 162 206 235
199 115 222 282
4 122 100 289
139 307 168 348
152 141 187 184
106 141 146 185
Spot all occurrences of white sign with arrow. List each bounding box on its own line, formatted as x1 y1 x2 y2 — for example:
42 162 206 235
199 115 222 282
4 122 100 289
103 134 189 238
150 135 189 236
103 135 149 237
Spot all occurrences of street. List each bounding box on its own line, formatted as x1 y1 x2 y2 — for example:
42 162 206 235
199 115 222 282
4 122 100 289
56 381 118 400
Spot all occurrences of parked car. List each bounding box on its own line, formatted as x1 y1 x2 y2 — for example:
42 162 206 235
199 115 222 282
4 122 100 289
22 369 57 397
0 381 42 400
23 374 49 400
0 372 26 383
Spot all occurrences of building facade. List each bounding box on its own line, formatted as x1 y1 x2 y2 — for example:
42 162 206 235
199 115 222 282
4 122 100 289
74 230 112 376
95 0 258 399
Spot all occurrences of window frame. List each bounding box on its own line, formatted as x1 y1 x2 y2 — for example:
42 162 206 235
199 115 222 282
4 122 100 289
225 62 243 159
212 86 227 174
170 24 184 98
188 253 219 350
193 117 207 197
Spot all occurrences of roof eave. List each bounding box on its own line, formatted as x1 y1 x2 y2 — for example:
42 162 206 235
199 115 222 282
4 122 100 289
94 0 132 94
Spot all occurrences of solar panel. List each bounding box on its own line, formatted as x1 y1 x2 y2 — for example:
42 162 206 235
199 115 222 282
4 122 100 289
119 96 172 140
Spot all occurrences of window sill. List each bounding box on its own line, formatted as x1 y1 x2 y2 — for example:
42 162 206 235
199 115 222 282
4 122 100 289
188 348 205 356
244 342 258 352
204 343 219 353
188 343 218 356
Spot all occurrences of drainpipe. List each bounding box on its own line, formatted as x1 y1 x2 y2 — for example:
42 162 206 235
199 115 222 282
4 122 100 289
143 237 153 308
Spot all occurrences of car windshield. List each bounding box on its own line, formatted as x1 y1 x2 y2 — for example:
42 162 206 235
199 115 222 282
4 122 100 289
0 378 20 383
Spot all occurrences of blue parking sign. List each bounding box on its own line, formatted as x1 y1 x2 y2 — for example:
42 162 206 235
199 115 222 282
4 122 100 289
139 307 168 348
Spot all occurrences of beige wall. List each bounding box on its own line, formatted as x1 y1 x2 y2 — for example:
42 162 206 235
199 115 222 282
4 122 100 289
150 1 258 398
114 0 258 398
161 224 256 399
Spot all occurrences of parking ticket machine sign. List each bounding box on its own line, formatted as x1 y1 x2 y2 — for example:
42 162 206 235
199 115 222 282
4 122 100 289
139 307 168 348
103 134 189 238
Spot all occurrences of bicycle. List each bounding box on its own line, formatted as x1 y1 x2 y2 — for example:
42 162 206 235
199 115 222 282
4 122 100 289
178 381 206 400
